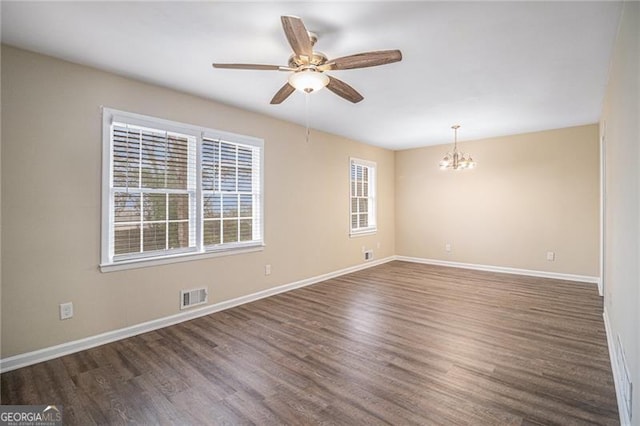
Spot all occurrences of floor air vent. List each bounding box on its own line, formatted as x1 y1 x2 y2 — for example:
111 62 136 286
180 287 208 310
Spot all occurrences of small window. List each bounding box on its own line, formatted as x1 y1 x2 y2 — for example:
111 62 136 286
102 108 263 271
350 158 377 236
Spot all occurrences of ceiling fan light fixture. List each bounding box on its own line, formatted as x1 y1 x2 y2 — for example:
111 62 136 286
288 69 329 93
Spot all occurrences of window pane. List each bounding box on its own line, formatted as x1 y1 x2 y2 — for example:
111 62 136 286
143 194 166 221
351 214 358 229
356 165 363 181
113 127 140 188
202 139 218 191
351 198 358 214
363 182 368 197
143 223 166 251
203 194 221 219
114 192 140 223
359 213 368 228
357 181 363 197
114 224 140 255
202 163 215 191
238 147 252 167
351 181 356 197
362 166 368 181
359 198 368 214
238 167 252 192
222 194 238 218
239 219 252 241
213 142 220 192
223 219 238 243
169 194 189 220
166 136 189 189
141 131 167 188
220 142 236 165
240 194 253 217
221 166 236 192
204 219 221 245
168 221 189 249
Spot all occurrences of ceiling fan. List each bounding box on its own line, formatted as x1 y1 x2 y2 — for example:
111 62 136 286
212 15 402 104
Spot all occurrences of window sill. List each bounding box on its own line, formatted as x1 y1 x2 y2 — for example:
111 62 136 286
350 229 377 238
100 244 265 272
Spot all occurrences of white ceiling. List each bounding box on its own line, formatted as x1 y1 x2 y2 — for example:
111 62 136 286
1 1 622 149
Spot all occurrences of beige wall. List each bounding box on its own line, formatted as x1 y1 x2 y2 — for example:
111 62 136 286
601 2 639 422
395 125 600 276
0 46 395 358
1 43 607 364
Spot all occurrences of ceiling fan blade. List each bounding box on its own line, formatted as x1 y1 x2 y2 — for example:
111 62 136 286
327 76 364 103
270 83 296 104
212 63 293 71
321 50 403 71
281 16 313 59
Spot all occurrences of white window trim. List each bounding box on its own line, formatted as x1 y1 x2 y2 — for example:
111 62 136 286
349 157 377 237
100 107 264 272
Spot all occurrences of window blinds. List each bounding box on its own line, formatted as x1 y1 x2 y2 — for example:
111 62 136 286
202 138 262 247
111 123 197 259
102 109 264 268
350 158 377 234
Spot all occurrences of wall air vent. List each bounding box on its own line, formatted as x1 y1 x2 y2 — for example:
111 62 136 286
180 287 208 310
616 334 633 421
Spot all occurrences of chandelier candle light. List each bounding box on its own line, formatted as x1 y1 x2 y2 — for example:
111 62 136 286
439 125 476 170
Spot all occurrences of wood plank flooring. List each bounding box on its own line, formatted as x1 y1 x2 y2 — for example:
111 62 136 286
1 261 619 425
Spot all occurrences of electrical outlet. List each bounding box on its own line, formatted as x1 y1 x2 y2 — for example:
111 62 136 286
445 243 451 252
265 264 272 275
59 302 73 320
546 251 555 261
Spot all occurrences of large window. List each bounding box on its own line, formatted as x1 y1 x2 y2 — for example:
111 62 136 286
350 158 377 236
101 108 263 271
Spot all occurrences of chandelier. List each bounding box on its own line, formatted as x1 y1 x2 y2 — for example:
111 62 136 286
439 125 476 170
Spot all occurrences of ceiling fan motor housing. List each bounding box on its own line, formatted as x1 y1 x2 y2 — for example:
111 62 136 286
288 51 328 68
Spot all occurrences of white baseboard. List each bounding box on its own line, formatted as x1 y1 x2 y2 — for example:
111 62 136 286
603 308 632 426
0 256 394 373
395 256 600 284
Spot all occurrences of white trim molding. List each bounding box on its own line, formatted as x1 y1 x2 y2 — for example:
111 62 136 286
603 308 633 426
0 256 394 373
395 256 600 284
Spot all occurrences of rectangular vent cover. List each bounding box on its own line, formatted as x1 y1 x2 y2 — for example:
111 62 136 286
616 334 633 421
180 287 208 310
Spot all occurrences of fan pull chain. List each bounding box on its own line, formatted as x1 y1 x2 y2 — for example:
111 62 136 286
305 92 311 143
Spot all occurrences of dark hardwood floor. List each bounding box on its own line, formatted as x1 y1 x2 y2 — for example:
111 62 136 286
1 261 619 425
